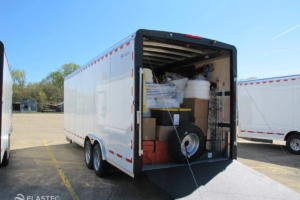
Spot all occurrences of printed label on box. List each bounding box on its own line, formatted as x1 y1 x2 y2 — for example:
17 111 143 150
208 152 212 159
173 114 179 125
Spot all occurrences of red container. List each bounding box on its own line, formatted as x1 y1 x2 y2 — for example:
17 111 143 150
142 141 173 165
143 141 156 165
155 141 173 164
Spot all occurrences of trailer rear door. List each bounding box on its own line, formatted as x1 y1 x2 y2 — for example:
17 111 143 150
107 39 136 176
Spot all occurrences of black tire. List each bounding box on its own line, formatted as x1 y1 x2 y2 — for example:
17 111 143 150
169 123 205 163
1 135 10 167
1 151 9 167
169 123 193 157
84 140 93 169
286 134 300 155
93 144 109 177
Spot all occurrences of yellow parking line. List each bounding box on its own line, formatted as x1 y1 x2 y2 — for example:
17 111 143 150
36 159 82 165
43 139 80 200
9 158 82 165
24 118 27 124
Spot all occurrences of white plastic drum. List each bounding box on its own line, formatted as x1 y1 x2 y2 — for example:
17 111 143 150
186 80 210 87
184 80 210 100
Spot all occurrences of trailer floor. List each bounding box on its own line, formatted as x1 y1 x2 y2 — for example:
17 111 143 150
146 160 300 200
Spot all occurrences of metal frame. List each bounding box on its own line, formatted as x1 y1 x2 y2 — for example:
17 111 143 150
143 52 182 61
0 42 3 160
134 29 237 176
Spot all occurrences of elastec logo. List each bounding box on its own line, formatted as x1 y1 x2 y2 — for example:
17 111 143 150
14 194 60 200
120 51 130 59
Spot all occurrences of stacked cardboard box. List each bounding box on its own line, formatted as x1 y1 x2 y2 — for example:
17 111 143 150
156 126 176 141
183 98 208 136
142 118 156 140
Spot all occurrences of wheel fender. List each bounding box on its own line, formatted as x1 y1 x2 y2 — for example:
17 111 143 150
284 131 300 141
86 134 107 160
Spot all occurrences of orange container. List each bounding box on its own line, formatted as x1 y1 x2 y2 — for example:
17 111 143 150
143 141 156 165
155 141 173 164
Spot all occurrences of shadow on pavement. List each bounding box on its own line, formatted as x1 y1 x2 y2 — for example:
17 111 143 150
0 143 169 200
146 160 232 199
237 140 300 169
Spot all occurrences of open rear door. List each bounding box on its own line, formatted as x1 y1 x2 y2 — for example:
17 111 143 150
146 160 300 199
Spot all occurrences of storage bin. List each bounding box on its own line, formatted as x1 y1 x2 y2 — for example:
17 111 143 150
150 108 191 126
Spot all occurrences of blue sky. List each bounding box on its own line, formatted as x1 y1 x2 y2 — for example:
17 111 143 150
1 0 299 83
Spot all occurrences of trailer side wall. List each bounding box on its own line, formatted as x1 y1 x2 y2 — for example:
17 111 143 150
0 42 13 163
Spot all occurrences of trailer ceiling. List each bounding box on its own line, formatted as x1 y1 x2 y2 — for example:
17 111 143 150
142 37 230 73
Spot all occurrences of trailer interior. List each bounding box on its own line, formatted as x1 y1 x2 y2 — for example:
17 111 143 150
139 34 235 170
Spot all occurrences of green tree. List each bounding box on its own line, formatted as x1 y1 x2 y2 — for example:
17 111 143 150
12 84 29 102
11 69 26 86
61 63 80 77
12 63 79 111
42 63 80 92
42 71 64 91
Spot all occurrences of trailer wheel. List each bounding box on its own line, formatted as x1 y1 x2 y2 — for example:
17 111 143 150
286 134 300 155
1 151 9 167
1 135 10 167
169 123 205 163
169 123 193 157
93 144 109 177
84 140 93 169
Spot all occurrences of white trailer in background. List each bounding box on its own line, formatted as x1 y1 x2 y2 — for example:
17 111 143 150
0 41 13 166
238 75 300 154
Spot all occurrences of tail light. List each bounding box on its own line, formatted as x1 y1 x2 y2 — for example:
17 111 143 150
185 34 202 39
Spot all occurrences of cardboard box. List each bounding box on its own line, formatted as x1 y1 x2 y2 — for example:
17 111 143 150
183 98 209 118
143 118 156 140
190 117 208 136
156 126 176 141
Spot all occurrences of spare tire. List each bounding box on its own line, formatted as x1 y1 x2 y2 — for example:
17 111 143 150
169 123 205 163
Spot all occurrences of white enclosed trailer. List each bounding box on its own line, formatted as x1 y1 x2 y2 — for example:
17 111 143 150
0 41 13 166
238 75 300 154
64 29 238 178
